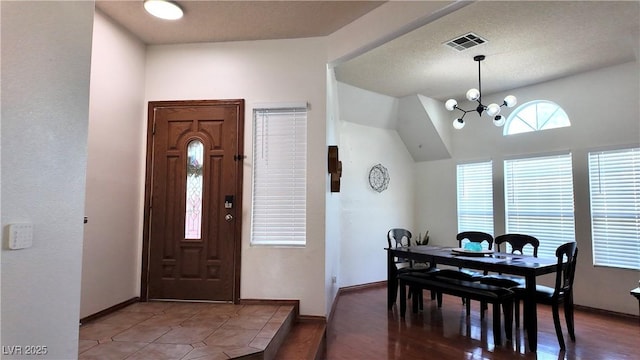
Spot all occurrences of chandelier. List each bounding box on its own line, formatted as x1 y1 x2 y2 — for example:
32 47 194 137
445 55 517 130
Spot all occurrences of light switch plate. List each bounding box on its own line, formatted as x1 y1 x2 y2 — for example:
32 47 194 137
8 223 34 249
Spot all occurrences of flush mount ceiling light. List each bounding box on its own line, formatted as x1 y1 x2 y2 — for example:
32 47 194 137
144 0 183 20
445 55 517 130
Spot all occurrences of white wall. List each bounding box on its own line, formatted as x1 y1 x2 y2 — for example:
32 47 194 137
338 120 416 287
338 82 398 129
80 11 147 318
414 159 458 247
416 61 640 315
144 38 328 316
325 68 342 314
1 2 94 358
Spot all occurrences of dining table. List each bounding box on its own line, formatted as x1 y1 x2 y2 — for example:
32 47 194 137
387 245 560 352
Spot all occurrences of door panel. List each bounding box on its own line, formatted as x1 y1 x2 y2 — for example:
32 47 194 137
143 100 243 302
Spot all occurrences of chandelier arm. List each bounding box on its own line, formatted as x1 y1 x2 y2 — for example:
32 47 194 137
454 104 474 113
453 106 471 120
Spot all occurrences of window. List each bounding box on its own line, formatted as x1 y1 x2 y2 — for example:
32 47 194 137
504 100 570 135
251 106 307 246
457 161 493 236
504 153 575 258
588 147 640 270
185 140 204 239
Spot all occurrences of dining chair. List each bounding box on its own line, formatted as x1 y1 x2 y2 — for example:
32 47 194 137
434 231 494 315
478 234 539 318
387 228 437 309
481 234 540 288
514 241 578 350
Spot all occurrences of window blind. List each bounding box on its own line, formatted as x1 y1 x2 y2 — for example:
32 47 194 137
457 161 494 236
588 147 640 270
251 107 307 246
504 153 575 258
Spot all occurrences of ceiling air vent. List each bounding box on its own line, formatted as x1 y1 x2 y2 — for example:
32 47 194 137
444 32 488 51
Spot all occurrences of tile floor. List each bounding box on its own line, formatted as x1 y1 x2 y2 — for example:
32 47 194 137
78 301 294 360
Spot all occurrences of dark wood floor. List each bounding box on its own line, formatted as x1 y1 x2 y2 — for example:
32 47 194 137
326 284 638 360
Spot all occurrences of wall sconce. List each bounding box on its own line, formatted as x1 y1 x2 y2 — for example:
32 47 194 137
328 146 342 192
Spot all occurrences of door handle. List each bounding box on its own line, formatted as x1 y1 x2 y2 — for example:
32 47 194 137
225 214 233 222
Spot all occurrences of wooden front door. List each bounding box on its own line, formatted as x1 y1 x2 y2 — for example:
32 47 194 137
142 100 244 302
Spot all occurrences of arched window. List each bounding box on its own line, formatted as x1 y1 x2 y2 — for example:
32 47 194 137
503 100 570 135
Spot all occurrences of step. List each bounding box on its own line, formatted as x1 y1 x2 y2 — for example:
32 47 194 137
274 319 327 360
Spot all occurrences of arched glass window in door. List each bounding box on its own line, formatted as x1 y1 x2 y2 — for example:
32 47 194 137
504 100 570 135
185 140 204 239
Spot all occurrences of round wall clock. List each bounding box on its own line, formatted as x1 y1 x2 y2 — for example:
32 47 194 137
368 164 390 192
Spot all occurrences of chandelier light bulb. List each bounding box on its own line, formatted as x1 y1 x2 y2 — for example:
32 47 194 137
493 115 506 127
445 99 458 111
486 103 501 117
453 118 465 130
466 88 480 101
504 95 517 108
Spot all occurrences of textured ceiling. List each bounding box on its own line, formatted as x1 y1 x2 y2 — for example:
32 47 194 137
96 1 385 44
335 1 640 100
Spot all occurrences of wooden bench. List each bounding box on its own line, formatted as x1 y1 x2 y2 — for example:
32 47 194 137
398 272 514 345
